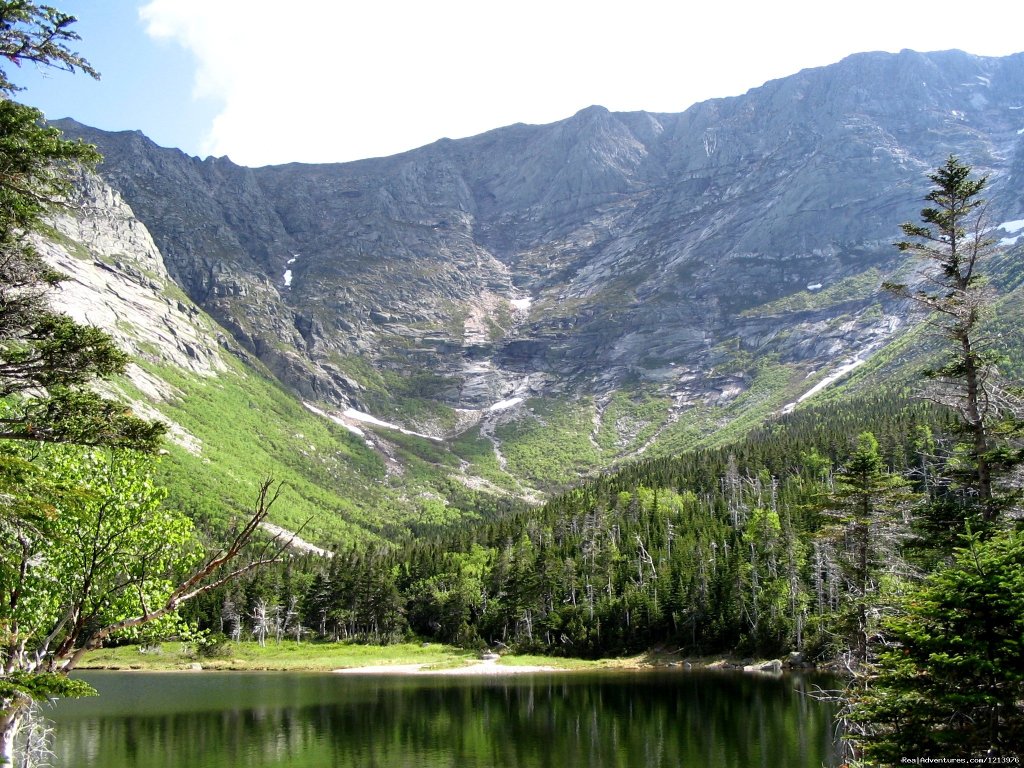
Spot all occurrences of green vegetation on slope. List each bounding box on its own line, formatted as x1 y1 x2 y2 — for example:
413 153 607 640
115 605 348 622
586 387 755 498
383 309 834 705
739 269 883 317
121 353 520 548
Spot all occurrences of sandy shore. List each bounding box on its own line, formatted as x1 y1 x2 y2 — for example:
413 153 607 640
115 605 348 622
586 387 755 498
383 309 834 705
335 657 558 676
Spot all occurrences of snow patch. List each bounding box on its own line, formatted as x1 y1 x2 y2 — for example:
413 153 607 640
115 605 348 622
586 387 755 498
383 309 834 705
302 401 366 438
283 255 299 287
510 297 532 311
997 219 1024 246
489 397 524 411
782 341 885 414
807 283 823 291
343 408 440 441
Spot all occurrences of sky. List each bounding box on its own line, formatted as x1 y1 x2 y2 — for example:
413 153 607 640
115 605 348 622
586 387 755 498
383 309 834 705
12 0 1024 167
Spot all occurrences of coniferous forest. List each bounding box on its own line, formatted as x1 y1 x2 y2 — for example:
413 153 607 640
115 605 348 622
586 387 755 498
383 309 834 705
197 395 941 659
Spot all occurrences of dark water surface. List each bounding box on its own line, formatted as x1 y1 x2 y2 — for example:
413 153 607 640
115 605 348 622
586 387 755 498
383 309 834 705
50 670 839 768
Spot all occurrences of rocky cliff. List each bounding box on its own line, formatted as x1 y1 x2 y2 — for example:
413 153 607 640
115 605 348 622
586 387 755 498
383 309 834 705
52 49 1024 493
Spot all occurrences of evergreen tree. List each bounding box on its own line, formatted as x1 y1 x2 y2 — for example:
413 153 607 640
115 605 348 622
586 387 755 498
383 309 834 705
0 1 162 451
850 529 1024 761
884 156 1020 525
818 433 913 667
844 157 1024 765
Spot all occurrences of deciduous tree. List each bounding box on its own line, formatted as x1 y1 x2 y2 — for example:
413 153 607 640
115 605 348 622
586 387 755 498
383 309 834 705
0 449 287 764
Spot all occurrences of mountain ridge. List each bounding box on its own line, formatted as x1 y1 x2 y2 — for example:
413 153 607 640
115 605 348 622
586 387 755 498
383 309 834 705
49 47 1024 499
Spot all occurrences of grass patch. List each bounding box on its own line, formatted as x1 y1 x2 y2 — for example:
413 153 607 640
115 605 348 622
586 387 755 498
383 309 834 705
78 641 477 672
497 654 606 670
739 268 883 317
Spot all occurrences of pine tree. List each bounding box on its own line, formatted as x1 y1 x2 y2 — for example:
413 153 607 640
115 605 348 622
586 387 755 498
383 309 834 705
884 156 1020 525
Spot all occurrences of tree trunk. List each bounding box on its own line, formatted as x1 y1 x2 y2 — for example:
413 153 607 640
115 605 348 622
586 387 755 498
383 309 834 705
962 336 994 517
1 706 24 767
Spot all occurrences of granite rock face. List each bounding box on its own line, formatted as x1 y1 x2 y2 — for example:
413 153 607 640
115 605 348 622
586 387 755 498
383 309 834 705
35 171 229 453
54 50 1024 435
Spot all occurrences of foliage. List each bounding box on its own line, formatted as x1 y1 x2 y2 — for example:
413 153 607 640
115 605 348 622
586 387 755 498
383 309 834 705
0 6 182 761
0 447 180 759
0 444 286 759
838 157 1024 765
817 432 914 667
0 1 97 94
0 6 161 452
494 397 602 489
180 394 953 663
141 356 390 542
0 447 194 666
884 156 1022 524
850 529 1024 762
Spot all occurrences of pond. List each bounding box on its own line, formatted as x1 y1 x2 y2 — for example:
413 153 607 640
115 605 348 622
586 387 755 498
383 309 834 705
49 670 840 768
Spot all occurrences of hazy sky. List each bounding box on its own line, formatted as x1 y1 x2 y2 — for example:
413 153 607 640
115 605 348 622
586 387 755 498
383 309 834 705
14 0 1024 167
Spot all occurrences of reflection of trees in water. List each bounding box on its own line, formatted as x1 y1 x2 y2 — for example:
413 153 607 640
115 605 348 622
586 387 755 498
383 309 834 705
54 673 838 767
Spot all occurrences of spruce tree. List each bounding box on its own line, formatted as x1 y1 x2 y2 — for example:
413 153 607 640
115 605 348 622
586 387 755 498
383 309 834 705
818 432 913 668
851 529 1024 761
884 156 1020 526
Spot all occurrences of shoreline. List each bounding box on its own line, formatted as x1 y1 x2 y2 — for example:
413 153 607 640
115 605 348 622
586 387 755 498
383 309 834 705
335 657 559 676
75 641 809 676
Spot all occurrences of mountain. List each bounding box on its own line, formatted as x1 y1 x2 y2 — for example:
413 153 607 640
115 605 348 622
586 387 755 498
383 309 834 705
48 48 1024 511
36 171 524 549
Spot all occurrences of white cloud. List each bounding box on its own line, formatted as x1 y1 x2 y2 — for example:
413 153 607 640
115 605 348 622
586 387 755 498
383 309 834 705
140 0 1024 167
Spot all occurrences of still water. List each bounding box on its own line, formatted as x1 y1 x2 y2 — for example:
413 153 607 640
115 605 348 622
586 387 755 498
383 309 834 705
50 670 839 768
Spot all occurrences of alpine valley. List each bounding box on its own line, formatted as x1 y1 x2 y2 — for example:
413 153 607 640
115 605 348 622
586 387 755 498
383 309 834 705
44 48 1024 546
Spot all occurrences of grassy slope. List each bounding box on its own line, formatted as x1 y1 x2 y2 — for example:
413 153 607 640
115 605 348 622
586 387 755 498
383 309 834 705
120 353 505 549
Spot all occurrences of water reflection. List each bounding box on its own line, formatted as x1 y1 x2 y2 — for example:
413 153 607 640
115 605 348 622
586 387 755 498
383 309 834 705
51 671 838 768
